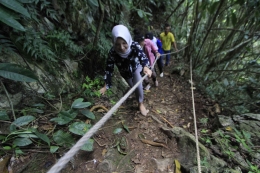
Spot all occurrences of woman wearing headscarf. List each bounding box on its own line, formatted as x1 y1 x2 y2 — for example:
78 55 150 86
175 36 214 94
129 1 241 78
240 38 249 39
99 25 152 116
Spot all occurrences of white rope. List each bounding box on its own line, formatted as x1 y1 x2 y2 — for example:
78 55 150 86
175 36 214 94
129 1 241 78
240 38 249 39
190 56 202 173
47 47 187 173
47 73 148 173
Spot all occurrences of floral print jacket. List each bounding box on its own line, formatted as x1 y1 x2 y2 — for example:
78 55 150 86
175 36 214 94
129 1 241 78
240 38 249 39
104 42 150 89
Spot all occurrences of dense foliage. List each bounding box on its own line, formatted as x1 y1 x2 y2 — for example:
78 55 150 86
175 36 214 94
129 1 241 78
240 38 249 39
0 0 259 172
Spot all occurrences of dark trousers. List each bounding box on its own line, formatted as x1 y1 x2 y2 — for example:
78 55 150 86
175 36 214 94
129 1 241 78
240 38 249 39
162 50 171 65
156 56 163 74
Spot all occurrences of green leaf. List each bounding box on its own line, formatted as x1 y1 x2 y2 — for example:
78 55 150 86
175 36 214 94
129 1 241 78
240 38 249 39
81 139 94 151
71 98 91 109
113 128 123 134
17 0 35 3
10 115 35 131
32 103 45 107
122 123 130 133
0 135 6 140
50 111 77 125
137 9 143 18
0 63 38 82
50 146 59 153
0 0 30 18
69 122 91 135
88 0 99 7
80 109 95 119
34 130 50 146
15 148 24 155
3 146 12 150
53 130 75 147
0 111 9 120
18 134 38 138
223 78 229 86
31 108 44 114
0 6 25 31
13 137 32 146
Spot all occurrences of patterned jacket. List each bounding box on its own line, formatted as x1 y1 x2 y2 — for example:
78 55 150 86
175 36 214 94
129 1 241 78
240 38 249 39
104 42 150 89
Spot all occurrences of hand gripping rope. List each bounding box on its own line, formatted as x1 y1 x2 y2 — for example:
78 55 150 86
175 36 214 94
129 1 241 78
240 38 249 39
47 47 188 173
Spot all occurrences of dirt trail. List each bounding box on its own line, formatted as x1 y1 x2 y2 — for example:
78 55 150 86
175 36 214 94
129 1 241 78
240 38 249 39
17 60 212 173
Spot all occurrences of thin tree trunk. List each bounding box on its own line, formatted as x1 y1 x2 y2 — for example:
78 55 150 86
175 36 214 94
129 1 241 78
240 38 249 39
184 0 199 62
195 0 225 63
164 0 185 23
93 0 104 47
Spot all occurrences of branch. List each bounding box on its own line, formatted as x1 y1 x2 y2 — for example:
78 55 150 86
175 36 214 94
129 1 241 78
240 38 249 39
196 0 225 60
211 28 260 36
164 0 185 23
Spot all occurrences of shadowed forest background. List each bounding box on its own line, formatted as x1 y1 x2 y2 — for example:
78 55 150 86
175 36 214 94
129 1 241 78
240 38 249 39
0 0 259 172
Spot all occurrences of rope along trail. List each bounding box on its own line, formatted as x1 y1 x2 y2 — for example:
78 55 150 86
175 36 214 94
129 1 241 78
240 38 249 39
190 56 201 173
47 48 186 173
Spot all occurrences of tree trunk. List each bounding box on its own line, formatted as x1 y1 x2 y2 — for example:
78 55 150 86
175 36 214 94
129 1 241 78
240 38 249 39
93 0 104 47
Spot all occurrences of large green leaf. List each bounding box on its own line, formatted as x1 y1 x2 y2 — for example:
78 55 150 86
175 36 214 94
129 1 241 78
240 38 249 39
137 9 143 18
0 6 25 31
80 109 95 120
50 111 77 125
50 146 59 153
71 98 91 109
10 115 35 131
33 129 50 146
0 0 30 17
0 63 38 82
53 130 75 147
0 111 9 120
69 122 91 135
13 137 32 146
18 134 38 138
81 139 94 151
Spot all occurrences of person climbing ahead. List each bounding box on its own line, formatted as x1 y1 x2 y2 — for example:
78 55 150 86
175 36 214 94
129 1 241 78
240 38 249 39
145 32 164 77
160 23 178 67
99 24 152 116
134 33 160 89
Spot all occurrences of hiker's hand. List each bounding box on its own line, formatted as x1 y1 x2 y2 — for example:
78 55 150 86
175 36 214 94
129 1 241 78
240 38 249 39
143 66 152 77
99 86 107 95
156 52 160 58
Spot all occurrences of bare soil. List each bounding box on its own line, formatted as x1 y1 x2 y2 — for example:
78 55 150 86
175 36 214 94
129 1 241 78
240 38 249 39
9 60 215 173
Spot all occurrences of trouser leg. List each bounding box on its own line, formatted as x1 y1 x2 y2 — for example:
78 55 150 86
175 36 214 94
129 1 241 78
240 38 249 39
156 56 163 74
164 50 170 65
125 65 144 103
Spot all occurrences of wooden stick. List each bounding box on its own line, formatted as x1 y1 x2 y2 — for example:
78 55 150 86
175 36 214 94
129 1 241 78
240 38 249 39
152 110 174 128
140 138 168 149
90 105 109 112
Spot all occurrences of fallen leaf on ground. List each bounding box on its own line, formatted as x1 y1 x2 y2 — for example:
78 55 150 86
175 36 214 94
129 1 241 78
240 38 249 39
102 149 107 156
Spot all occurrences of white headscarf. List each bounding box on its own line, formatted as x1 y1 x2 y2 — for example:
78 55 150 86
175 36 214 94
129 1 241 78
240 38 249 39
112 25 133 58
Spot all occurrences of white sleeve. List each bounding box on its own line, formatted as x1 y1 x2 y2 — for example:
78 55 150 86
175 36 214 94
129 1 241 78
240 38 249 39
152 37 158 50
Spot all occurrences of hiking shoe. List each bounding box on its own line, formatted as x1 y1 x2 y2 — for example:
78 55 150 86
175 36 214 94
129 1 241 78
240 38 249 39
144 84 151 90
155 80 158 87
160 73 164 77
